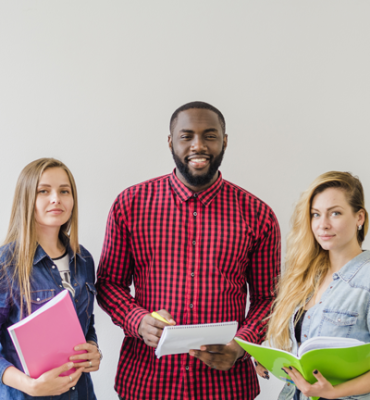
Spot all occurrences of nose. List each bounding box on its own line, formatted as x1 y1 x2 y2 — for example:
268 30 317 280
50 191 61 204
190 135 207 153
318 215 330 230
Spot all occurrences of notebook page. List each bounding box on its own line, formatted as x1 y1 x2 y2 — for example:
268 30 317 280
155 321 238 359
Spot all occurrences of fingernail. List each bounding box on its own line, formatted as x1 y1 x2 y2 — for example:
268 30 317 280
288 366 293 370
264 375 270 380
281 368 287 374
264 371 268 375
200 346 206 351
313 370 318 374
68 362 74 368
254 361 258 367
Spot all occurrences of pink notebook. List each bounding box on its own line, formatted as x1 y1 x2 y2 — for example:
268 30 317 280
8 290 86 378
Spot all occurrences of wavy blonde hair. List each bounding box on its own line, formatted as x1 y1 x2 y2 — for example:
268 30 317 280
1 158 79 317
267 171 368 350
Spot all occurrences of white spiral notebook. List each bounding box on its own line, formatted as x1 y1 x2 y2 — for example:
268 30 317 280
155 321 238 359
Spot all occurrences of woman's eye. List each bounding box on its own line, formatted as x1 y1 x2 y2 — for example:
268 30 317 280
38 190 47 194
332 211 340 216
311 213 319 218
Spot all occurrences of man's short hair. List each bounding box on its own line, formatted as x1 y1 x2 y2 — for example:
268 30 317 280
169 101 226 135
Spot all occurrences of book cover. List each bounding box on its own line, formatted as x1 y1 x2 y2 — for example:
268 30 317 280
235 337 370 400
8 290 86 379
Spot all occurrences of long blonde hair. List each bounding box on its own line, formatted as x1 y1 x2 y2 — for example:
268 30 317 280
1 158 79 316
267 171 368 350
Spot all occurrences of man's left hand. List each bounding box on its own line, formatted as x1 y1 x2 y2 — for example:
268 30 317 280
189 339 245 371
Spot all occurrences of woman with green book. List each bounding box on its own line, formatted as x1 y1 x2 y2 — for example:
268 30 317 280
259 171 370 400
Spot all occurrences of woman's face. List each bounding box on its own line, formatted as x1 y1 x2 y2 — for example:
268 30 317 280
35 167 74 230
311 187 364 254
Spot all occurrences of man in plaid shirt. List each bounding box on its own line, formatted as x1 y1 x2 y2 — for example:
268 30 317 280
96 101 281 399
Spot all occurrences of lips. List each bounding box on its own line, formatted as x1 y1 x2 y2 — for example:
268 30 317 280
47 209 64 214
187 155 211 169
318 235 335 240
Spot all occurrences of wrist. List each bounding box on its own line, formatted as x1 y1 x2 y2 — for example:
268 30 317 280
25 376 37 396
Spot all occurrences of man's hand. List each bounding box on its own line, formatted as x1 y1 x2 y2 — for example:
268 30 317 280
189 339 245 371
138 310 176 348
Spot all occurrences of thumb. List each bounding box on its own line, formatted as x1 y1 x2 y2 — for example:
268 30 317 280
53 362 75 377
313 369 326 383
157 309 176 325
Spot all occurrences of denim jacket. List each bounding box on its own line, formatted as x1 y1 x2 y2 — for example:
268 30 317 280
278 250 370 400
0 242 98 400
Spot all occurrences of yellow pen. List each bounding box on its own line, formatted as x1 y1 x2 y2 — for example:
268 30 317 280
151 311 169 324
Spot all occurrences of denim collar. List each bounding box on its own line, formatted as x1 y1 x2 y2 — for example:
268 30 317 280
169 168 224 207
33 241 86 266
336 250 370 283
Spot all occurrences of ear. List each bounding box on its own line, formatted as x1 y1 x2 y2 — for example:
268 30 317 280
357 209 366 227
223 134 228 151
168 135 173 152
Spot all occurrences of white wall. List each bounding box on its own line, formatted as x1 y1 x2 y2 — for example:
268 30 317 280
1 1 370 399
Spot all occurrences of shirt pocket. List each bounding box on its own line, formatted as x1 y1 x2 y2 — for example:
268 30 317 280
318 310 358 338
30 289 56 313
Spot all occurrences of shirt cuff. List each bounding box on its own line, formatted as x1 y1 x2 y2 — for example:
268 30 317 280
124 307 150 339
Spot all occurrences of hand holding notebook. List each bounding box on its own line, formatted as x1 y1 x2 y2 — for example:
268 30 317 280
155 321 238 359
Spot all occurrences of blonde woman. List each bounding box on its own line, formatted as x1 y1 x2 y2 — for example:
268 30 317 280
258 171 370 400
0 158 100 399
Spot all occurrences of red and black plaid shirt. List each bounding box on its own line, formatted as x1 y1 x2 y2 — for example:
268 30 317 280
96 170 281 400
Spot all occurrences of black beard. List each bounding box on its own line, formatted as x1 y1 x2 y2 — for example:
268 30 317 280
171 147 225 188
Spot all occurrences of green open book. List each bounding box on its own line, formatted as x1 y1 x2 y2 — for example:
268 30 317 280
234 336 370 400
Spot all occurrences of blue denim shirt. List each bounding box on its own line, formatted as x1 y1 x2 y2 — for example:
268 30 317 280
278 250 370 400
0 243 98 400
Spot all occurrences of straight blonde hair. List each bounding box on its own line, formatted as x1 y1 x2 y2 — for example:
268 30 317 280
267 171 368 350
1 158 79 317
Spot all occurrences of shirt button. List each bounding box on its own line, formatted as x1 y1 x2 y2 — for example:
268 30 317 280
193 194 197 198
52 265 56 269
74 283 78 287
75 299 78 302
330 286 333 289
307 316 310 319
193 212 197 216
59 285 63 288
185 366 189 370
37 298 40 301
189 304 193 308
319 301 322 304
72 387 75 390
192 240 196 246
304 334 307 338
338 318 341 322
191 272 195 277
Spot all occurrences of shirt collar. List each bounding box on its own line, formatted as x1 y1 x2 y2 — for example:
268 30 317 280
33 241 86 266
169 169 224 207
336 250 370 282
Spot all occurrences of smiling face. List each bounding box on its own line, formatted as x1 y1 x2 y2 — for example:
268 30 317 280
311 187 365 255
168 108 228 192
35 167 74 231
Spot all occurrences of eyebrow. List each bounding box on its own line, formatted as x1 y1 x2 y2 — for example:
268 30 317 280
311 205 344 212
37 184 71 188
179 128 219 134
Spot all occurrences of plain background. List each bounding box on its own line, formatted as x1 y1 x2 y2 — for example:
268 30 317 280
1 1 369 399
